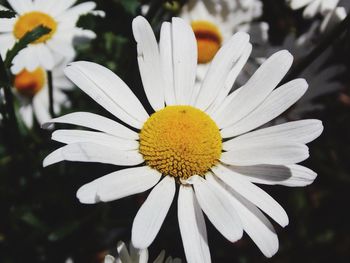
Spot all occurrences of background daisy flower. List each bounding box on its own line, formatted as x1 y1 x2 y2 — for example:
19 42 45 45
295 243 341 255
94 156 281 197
13 59 74 127
104 241 181 263
288 0 339 18
43 16 322 262
287 0 348 30
180 0 268 86
0 0 103 74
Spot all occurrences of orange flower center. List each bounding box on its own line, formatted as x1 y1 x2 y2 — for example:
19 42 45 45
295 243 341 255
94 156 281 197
191 20 223 64
14 68 46 97
14 11 57 43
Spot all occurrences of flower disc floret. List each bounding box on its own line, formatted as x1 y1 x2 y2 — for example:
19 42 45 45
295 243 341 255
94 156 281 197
139 106 222 180
14 11 57 43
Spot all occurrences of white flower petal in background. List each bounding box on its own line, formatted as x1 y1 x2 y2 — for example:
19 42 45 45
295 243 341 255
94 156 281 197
0 0 103 73
12 59 74 128
104 240 181 263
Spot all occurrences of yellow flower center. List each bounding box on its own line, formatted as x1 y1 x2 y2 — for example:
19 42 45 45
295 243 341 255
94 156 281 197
139 106 222 180
14 11 57 43
191 20 223 64
14 68 46 97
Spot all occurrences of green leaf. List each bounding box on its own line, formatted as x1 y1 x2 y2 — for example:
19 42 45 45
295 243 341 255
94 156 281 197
0 9 16 18
118 0 139 15
4 25 51 68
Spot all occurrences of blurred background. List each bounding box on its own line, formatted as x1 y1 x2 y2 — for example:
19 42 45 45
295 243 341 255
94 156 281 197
0 0 350 262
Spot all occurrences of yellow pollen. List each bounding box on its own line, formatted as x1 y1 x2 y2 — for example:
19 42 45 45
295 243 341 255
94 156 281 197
14 11 57 43
14 68 46 97
191 20 223 64
139 106 222 180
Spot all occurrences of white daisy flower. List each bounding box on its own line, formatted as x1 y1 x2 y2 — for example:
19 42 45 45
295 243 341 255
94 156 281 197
180 0 268 85
266 24 345 119
287 0 348 31
0 0 103 74
104 241 181 263
43 16 323 262
13 59 73 128
288 0 339 18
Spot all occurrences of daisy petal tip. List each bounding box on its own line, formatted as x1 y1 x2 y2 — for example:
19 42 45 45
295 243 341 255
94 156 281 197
276 49 294 63
76 185 100 204
131 234 148 250
234 31 250 42
41 121 54 130
42 149 63 167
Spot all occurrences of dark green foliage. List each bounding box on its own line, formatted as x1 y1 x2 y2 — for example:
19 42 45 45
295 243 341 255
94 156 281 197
0 9 15 18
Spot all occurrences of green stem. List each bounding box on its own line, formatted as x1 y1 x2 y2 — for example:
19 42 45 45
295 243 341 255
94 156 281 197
0 53 21 152
47 71 54 117
284 12 350 82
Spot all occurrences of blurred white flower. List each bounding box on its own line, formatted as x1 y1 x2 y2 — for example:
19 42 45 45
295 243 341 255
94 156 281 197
266 25 345 119
104 241 181 263
0 0 104 74
180 0 268 86
287 0 347 30
288 0 339 18
44 16 323 262
13 59 73 127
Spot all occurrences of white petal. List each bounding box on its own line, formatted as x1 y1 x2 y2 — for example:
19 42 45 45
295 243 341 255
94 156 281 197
159 22 176 106
221 79 308 138
132 176 175 248
116 241 131 263
43 142 143 167
42 112 138 140
0 18 15 32
303 0 322 18
178 185 211 263
52 130 139 150
191 175 243 242
8 0 33 14
57 2 96 21
76 166 161 204
207 44 252 114
289 0 314 9
171 17 197 105
212 165 289 227
33 92 51 125
216 50 293 129
206 175 279 258
35 45 55 70
65 61 148 128
223 119 323 151
195 32 250 111
320 0 339 14
0 33 15 58
47 38 75 59
104 255 116 263
129 242 149 263
228 164 317 187
221 142 309 166
19 103 34 128
132 16 164 110
153 250 166 263
50 0 77 16
34 0 56 13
